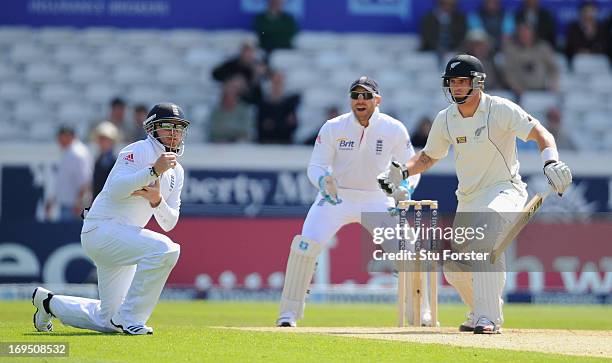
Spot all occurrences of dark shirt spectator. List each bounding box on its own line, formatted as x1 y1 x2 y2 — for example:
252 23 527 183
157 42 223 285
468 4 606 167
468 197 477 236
515 0 557 48
503 22 558 97
253 0 299 54
256 71 300 144
208 76 254 143
411 117 432 149
91 121 118 199
463 30 507 90
468 0 515 51
212 41 266 104
545 107 576 151
107 97 127 143
128 104 148 142
565 1 608 65
420 0 467 54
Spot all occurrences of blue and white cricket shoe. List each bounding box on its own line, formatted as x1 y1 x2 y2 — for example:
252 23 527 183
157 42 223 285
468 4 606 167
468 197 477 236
110 316 153 335
276 314 297 327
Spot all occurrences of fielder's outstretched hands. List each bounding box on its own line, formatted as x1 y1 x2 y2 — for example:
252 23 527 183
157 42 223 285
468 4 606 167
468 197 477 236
377 161 408 195
132 179 162 207
318 174 342 205
543 160 572 195
153 152 177 175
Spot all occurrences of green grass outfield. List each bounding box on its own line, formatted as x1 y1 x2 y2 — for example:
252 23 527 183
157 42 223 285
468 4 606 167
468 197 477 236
0 301 610 362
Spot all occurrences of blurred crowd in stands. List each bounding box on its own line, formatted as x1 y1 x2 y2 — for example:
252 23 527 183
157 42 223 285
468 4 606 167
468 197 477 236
37 0 611 212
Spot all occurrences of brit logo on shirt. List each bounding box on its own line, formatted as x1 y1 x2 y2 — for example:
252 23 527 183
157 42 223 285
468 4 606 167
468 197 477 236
376 139 383 155
170 174 175 190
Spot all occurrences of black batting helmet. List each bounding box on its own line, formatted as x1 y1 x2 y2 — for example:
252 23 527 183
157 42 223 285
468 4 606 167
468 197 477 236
442 54 486 104
144 103 190 155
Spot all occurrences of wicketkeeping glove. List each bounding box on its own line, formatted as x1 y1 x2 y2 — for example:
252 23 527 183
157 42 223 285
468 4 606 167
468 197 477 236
318 173 342 205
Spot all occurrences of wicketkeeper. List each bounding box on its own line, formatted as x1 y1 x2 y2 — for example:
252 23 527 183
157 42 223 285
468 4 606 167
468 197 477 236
277 77 427 327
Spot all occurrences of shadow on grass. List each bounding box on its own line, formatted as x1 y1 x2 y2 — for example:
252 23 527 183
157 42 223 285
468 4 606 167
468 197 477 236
23 332 119 337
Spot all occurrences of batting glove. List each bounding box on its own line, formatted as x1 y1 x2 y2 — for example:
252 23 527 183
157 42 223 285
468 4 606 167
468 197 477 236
543 160 572 196
377 161 409 195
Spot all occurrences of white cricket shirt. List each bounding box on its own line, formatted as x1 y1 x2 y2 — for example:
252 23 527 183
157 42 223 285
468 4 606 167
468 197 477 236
55 139 92 206
86 136 184 231
423 92 538 202
308 107 420 193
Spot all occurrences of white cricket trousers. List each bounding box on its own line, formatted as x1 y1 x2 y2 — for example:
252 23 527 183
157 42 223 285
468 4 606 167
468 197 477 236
49 219 180 332
443 182 527 326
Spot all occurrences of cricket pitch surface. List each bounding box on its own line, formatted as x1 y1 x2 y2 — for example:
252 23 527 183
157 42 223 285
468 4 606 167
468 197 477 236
230 326 612 358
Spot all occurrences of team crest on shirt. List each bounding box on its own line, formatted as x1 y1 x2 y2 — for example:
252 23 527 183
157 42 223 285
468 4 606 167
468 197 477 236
337 137 355 150
456 136 467 144
376 139 383 155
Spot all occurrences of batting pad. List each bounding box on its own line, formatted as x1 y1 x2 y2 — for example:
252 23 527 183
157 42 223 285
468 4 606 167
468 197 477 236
279 235 323 320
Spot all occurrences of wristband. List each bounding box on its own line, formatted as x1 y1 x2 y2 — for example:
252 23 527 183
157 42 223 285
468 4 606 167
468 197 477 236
149 166 159 177
541 147 558 165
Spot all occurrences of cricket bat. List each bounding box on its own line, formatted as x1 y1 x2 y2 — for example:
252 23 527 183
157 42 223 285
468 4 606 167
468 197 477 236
490 189 551 264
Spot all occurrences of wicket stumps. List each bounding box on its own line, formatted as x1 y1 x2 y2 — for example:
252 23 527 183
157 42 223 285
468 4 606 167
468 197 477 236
396 199 438 327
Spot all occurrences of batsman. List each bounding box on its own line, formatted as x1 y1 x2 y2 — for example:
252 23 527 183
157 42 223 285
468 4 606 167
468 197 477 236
378 55 572 334
277 77 425 327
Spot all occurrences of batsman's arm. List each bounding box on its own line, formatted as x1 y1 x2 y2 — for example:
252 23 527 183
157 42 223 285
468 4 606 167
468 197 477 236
405 151 438 177
402 111 450 178
526 123 557 153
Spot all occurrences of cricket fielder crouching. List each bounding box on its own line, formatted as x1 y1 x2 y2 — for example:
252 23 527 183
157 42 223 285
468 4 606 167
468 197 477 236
277 77 425 327
32 103 189 335
378 55 572 334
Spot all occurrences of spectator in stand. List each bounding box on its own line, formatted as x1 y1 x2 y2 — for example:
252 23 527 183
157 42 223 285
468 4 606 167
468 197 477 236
468 0 515 52
253 0 299 55
256 70 301 144
502 22 558 98
515 0 557 49
410 116 432 149
128 104 148 142
463 29 507 90
91 121 119 199
45 126 93 221
212 41 266 104
420 0 467 54
208 76 254 143
545 107 576 150
107 97 127 142
303 105 340 145
565 1 608 65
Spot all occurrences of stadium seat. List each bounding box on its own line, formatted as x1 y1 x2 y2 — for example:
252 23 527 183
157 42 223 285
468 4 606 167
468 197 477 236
0 82 33 101
68 64 109 84
295 32 341 51
58 102 95 124
572 54 610 76
111 65 152 85
36 27 78 46
79 27 118 46
24 62 66 84
184 48 228 68
39 83 82 103
14 100 49 123
84 83 124 105
9 44 46 64
165 29 208 48
520 92 559 115
156 66 195 86
53 44 93 66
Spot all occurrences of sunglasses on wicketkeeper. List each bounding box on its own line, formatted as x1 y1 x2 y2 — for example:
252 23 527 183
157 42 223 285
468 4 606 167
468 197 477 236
349 91 375 100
